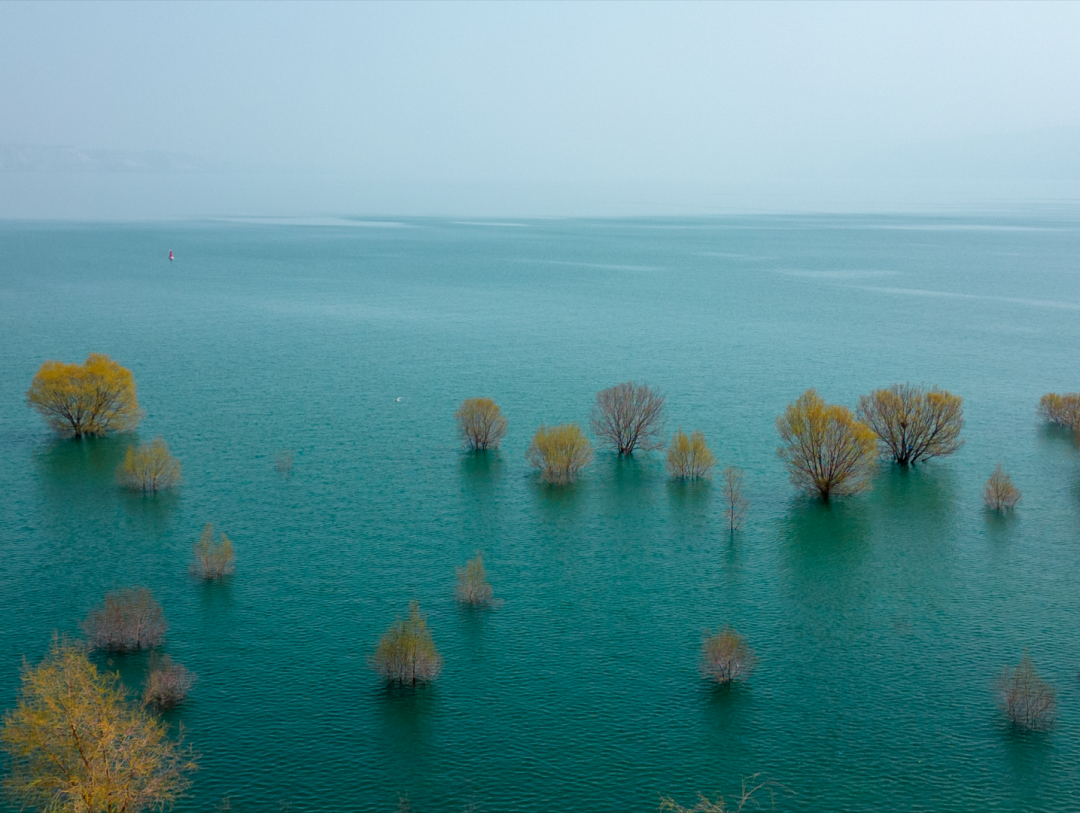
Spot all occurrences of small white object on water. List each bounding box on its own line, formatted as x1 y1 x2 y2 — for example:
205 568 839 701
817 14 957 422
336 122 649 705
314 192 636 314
395 397 402 402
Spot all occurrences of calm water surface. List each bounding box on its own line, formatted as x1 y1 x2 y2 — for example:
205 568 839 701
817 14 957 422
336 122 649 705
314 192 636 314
2 215 1080 812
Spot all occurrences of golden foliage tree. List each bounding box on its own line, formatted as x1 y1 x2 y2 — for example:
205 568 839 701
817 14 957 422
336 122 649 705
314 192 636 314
26 353 142 438
371 601 443 686
82 588 168 653
526 423 593 485
700 627 756 685
666 429 717 479
721 466 748 533
190 523 235 580
590 381 666 455
117 437 181 493
776 389 878 501
997 652 1056 730
984 464 1021 512
454 397 509 451
142 654 196 711
1038 392 1080 431
856 383 964 465
1 638 196 812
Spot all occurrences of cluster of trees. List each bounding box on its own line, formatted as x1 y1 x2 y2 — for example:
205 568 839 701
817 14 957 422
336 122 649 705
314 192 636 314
1 585 200 812
457 382 750 529
452 380 1032 515
23 357 1040 515
26 354 183 493
17 354 1077 808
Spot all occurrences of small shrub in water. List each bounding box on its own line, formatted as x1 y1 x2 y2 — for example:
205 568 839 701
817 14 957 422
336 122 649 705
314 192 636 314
997 652 1056 730
371 601 443 686
143 653 196 710
190 523 235 580
275 450 294 476
659 775 778 813
82 587 167 652
983 464 1021 512
116 437 181 492
455 553 494 606
700 627 755 685
721 466 748 533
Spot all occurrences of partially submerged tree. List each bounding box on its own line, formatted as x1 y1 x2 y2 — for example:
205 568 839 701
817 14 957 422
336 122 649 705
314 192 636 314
526 423 593 485
984 464 1021 512
455 398 509 451
455 553 494 606
274 450 294 477
143 653 196 710
997 652 1056 730
117 437 182 493
1 638 196 812
700 627 756 685
856 384 964 465
371 601 443 686
190 523 235 580
659 775 776 813
82 587 168 653
776 389 877 501
1038 392 1080 431
721 466 748 533
26 353 143 438
590 381 666 455
666 429 717 479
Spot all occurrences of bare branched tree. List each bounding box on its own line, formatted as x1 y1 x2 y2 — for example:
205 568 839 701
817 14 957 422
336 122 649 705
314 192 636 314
721 467 748 533
857 383 964 465
371 601 443 686
82 587 168 653
776 389 878 501
984 464 1021 512
455 398 509 451
1038 392 1080 431
455 553 494 606
143 653 196 710
666 429 717 479
591 381 666 455
997 652 1056 730
700 627 755 685
190 523 236 580
526 423 593 484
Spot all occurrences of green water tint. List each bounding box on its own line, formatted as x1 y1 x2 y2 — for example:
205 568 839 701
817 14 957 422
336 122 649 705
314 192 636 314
2 216 1080 811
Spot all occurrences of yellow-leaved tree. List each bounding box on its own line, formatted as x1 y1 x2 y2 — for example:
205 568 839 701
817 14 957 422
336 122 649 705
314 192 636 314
454 398 509 450
26 353 142 437
526 423 593 485
1 638 196 813
666 429 717 479
776 389 877 501
1038 392 1080 431
371 602 443 686
117 438 182 493
857 383 963 465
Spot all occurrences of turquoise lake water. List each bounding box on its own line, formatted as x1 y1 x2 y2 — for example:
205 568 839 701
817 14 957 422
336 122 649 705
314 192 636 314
2 215 1080 811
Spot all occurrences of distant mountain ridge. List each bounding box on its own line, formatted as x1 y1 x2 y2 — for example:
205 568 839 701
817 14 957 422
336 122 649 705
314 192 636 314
0 144 220 173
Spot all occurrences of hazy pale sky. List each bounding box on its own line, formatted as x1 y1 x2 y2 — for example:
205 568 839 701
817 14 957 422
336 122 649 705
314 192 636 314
2 1 1079 217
